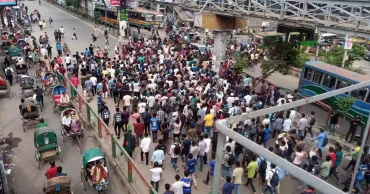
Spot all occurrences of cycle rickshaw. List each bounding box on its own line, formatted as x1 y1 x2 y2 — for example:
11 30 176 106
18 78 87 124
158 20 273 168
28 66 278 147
42 72 55 92
20 101 40 132
19 75 34 99
81 148 109 193
0 77 11 98
60 108 83 153
52 85 71 113
34 127 62 169
15 60 29 83
43 176 73 194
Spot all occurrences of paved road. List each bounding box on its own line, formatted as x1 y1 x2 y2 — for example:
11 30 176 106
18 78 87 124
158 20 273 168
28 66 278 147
18 2 364 194
0 3 127 194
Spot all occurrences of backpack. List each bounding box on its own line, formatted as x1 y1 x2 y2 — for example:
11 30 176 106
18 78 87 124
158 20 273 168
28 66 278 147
322 135 329 147
269 169 280 187
174 144 181 155
249 123 257 135
6 68 12 76
309 116 316 127
114 113 122 122
112 82 118 93
227 153 235 166
259 157 267 172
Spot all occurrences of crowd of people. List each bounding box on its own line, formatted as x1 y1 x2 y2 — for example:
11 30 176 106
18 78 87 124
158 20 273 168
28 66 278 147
33 14 369 194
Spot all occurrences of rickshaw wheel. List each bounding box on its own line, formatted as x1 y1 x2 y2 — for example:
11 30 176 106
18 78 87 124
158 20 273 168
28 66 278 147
81 171 87 191
59 155 63 162
22 118 25 132
35 152 40 169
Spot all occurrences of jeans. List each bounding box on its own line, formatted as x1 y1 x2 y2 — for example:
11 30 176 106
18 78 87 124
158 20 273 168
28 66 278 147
304 127 313 138
171 157 178 169
235 152 240 161
329 123 336 133
329 166 339 181
235 184 241 194
151 181 159 192
204 126 213 138
198 155 204 172
262 185 274 194
152 131 158 141
222 166 232 179
95 181 109 192
245 178 256 192
345 129 357 143
298 129 304 137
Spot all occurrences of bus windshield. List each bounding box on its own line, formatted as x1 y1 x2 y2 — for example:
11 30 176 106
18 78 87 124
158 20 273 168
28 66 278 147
155 15 164 22
145 14 154 22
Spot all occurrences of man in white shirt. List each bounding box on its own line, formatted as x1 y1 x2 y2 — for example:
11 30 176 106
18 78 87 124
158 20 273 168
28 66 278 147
171 174 191 194
283 117 292 132
65 53 71 64
226 95 235 108
261 163 278 193
150 161 162 191
138 100 147 114
62 112 72 134
244 94 252 106
297 113 308 138
289 108 296 121
60 26 65 38
123 94 132 110
90 75 98 95
147 94 155 111
140 133 151 165
40 46 47 56
203 134 211 165
262 114 270 125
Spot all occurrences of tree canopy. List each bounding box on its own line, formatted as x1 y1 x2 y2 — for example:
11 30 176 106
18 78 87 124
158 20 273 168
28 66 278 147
260 40 301 80
322 42 366 69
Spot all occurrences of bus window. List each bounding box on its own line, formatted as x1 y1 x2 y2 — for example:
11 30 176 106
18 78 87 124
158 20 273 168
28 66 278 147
145 14 154 22
312 71 323 84
336 79 351 89
351 87 368 100
303 68 314 81
322 74 337 89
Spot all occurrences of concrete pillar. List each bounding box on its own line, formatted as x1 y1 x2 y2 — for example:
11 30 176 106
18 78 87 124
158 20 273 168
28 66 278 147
157 4 160 12
211 132 226 194
212 31 229 75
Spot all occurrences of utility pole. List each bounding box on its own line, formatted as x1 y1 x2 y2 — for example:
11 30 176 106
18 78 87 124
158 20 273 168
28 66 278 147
343 36 353 68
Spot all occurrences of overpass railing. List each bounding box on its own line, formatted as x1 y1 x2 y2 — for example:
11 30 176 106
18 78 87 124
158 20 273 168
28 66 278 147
56 72 157 194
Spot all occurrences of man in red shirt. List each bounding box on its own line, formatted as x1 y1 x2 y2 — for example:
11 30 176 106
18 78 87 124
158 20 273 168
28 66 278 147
134 118 144 144
58 64 66 76
70 74 79 88
45 161 58 179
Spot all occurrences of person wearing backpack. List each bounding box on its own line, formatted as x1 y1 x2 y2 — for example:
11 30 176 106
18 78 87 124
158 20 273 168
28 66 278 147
4 65 13 85
311 128 328 159
257 156 268 185
101 106 110 126
304 111 316 139
249 118 257 142
113 107 123 139
261 163 279 194
169 137 181 172
222 146 234 180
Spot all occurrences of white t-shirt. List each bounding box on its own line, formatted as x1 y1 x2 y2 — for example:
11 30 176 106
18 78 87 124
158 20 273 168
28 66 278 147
283 119 292 132
147 96 155 107
123 95 132 106
262 118 270 125
140 137 151 152
65 56 71 63
138 102 147 113
90 77 97 86
150 167 162 182
133 83 140 92
204 138 211 153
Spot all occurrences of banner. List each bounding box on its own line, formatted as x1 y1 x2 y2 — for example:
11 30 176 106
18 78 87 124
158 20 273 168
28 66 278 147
110 0 119 7
0 0 16 6
120 7 127 21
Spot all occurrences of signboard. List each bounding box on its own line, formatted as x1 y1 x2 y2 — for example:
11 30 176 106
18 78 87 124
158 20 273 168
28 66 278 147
0 0 16 6
120 7 127 21
110 0 119 7
344 39 353 50
155 0 173 2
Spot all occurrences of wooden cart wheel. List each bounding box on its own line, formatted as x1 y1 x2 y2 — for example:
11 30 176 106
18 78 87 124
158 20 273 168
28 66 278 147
35 152 40 169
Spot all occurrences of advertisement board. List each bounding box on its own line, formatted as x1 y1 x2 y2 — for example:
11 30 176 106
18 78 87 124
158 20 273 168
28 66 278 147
155 0 173 3
110 0 119 7
0 0 17 6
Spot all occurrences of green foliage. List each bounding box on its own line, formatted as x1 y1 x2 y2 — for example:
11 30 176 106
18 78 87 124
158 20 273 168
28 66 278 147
260 40 300 79
65 0 81 8
322 42 366 68
335 96 356 119
232 54 249 72
294 53 310 68
65 0 73 6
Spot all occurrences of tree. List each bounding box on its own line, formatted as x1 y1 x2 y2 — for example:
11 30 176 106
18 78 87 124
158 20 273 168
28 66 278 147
322 42 366 68
256 40 300 86
335 96 356 120
231 53 249 73
294 53 310 68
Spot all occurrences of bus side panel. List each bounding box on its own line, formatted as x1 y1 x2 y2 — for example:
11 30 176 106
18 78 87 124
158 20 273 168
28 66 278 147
299 79 370 124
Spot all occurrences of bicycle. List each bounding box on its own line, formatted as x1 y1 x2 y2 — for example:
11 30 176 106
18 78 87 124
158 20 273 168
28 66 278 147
248 62 256 72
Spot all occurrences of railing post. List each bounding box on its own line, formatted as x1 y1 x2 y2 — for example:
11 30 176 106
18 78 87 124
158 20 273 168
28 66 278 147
112 136 116 158
98 118 103 138
128 161 133 183
87 105 91 122
78 95 82 109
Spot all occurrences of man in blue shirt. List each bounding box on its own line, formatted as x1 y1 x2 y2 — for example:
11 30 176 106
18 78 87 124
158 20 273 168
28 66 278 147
181 170 197 194
151 147 164 167
84 79 93 97
223 176 235 194
54 166 67 177
185 153 198 190
203 153 215 185
150 113 160 142
97 92 103 113
56 42 62 56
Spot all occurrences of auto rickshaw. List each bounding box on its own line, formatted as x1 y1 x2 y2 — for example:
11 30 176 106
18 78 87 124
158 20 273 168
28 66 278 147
34 127 62 169
81 148 109 193
8 44 20 58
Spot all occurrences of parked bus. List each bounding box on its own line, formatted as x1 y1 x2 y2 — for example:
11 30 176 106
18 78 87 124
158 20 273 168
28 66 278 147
93 3 164 29
298 61 370 124
253 32 283 46
289 32 319 48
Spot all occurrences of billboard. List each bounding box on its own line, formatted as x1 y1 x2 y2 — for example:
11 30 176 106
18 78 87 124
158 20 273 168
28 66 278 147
110 0 119 7
0 0 16 6
155 0 173 2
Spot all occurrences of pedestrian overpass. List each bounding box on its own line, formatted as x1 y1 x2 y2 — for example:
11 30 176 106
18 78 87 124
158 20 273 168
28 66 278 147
155 0 370 37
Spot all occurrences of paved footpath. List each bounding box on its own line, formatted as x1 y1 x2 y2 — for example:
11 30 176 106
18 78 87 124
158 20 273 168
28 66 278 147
22 2 359 193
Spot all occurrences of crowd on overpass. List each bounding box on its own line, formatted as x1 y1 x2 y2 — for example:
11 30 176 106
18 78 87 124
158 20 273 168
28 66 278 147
26 10 370 194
